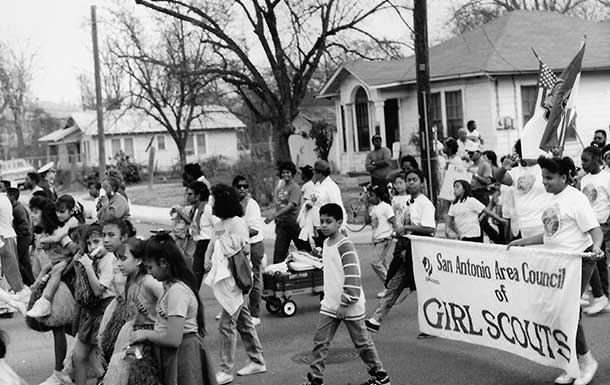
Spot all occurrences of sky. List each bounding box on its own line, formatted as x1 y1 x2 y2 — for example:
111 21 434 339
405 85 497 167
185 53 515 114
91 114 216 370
0 0 454 107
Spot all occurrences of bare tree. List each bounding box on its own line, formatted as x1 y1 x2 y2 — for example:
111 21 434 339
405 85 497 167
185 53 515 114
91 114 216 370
107 9 221 168
0 43 35 157
134 0 412 161
451 0 604 33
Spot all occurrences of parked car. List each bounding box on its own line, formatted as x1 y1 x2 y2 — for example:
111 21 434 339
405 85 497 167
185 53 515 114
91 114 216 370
0 159 36 189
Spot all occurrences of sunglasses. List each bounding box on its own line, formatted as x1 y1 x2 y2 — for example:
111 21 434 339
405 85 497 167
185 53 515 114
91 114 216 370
236 184 249 189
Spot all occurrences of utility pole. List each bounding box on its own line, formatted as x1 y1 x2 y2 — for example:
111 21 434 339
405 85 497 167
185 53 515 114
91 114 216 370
414 0 437 203
91 5 106 176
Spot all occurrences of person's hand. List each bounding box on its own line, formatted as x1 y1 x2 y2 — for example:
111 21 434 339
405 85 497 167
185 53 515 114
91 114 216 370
502 154 518 170
506 239 522 250
76 254 93 269
336 305 348 320
590 245 605 260
129 330 148 345
204 258 212 272
264 214 275 224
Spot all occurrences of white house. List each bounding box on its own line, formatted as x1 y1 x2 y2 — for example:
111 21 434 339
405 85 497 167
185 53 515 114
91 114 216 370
318 10 610 173
39 105 247 171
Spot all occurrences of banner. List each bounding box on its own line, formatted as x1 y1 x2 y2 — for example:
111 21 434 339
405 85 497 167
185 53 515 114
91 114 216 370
410 236 582 377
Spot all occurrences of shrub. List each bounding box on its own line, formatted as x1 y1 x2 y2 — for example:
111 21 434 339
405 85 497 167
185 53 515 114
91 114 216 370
231 154 275 206
111 151 141 184
308 120 334 161
200 155 229 178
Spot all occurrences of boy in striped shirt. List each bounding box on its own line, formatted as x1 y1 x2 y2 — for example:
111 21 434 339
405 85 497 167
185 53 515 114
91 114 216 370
302 203 391 385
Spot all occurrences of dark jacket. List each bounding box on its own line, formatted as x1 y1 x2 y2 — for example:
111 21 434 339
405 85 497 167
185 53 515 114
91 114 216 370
12 201 31 238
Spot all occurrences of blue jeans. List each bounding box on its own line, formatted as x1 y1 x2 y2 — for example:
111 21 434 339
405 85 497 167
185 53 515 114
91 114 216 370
249 241 264 318
309 314 383 379
372 262 411 323
218 303 265 373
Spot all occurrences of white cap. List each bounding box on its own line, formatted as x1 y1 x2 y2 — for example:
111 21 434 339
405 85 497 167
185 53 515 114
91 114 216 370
38 161 55 174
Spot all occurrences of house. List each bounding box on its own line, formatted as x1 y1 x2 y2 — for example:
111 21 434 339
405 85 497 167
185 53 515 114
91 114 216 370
38 105 247 171
318 10 610 173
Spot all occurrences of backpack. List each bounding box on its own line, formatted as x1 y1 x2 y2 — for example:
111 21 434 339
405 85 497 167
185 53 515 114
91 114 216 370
227 248 253 294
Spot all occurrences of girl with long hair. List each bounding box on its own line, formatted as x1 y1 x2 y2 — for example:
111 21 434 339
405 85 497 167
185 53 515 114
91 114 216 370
130 232 217 385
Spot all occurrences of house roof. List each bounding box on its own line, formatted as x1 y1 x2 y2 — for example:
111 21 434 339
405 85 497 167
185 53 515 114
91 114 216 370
69 106 245 137
38 126 81 143
319 10 610 96
297 95 336 129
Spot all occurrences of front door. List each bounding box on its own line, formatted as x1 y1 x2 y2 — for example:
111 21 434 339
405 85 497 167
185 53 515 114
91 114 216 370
384 99 399 147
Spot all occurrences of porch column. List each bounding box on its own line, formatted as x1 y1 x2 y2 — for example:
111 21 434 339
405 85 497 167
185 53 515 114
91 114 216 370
344 103 354 172
374 100 387 146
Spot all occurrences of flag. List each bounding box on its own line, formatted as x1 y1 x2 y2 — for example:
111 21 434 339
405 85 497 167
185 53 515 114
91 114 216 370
520 51 556 159
538 40 586 152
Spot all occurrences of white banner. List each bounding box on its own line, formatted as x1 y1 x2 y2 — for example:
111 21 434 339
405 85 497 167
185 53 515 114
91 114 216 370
410 236 582 377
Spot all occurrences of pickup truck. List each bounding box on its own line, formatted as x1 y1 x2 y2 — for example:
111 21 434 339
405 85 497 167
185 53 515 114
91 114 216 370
0 158 36 189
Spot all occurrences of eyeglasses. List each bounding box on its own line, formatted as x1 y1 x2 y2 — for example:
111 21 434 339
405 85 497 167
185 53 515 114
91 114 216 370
236 184 249 189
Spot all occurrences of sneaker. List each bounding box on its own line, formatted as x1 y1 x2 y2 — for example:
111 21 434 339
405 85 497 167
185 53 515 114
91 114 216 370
40 370 74 385
236 360 266 376
554 371 575 384
363 368 391 385
215 310 222 320
302 373 324 385
251 317 261 326
26 297 52 318
376 290 386 298
584 295 609 315
365 318 380 333
580 298 590 307
574 352 598 385
417 332 435 339
215 371 234 385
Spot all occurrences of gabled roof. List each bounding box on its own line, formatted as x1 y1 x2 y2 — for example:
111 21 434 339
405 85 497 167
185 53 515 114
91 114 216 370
297 95 336 129
38 126 81 143
319 10 610 96
69 106 245 137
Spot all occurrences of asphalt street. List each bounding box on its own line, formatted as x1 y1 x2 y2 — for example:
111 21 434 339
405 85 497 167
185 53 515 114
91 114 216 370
3 222 610 385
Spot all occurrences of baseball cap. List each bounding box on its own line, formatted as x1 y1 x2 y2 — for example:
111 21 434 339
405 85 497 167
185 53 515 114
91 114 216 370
38 161 56 174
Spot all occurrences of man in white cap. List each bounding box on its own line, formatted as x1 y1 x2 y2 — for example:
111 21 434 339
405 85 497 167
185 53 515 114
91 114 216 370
38 162 57 201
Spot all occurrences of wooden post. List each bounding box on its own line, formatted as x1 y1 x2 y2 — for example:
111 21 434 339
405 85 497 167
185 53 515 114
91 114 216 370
148 146 155 189
414 0 438 203
91 5 106 176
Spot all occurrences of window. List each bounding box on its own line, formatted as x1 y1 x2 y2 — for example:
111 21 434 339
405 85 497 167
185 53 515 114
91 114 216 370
157 135 165 151
111 138 121 156
430 92 443 136
124 137 134 159
197 133 206 155
521 85 537 128
185 134 194 156
354 87 370 152
49 145 58 157
445 90 463 139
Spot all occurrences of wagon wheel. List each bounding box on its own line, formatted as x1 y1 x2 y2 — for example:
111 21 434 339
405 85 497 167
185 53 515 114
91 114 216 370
281 300 297 317
265 297 282 314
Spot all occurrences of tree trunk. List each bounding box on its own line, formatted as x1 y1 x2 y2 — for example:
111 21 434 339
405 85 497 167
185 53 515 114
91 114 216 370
12 108 26 157
178 145 187 170
271 115 293 163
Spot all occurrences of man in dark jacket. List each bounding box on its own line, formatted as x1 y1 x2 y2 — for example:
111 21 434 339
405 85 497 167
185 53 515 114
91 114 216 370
7 188 34 286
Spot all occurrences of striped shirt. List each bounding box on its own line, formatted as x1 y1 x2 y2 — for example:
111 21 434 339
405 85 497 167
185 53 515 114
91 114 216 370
320 236 365 321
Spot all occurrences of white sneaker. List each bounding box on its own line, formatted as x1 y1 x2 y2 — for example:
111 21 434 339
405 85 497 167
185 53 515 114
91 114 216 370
574 352 598 385
236 360 266 376
216 371 234 385
251 317 261 326
26 297 52 318
39 370 73 385
554 371 575 384
584 295 609 315
215 310 222 320
376 290 386 298
580 298 590 307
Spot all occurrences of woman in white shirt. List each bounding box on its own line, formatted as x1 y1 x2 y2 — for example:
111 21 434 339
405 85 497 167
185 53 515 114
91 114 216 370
509 156 603 385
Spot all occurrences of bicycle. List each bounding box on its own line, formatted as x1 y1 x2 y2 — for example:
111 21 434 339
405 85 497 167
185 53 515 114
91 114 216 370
344 181 370 232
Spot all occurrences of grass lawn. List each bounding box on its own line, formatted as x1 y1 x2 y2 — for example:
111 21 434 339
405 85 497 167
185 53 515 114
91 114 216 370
123 173 371 222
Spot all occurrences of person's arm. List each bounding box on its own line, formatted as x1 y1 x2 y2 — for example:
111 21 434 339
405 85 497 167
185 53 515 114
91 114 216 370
133 315 186 348
473 163 492 185
481 208 508 224
244 201 261 237
365 153 376 173
588 226 604 257
39 217 79 243
494 157 516 186
76 255 110 297
108 195 129 220
375 148 392 168
445 215 458 237
336 239 361 319
507 233 544 248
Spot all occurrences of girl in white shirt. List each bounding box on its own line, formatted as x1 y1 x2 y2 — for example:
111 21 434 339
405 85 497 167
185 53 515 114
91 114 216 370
509 156 603 385
447 180 507 243
364 183 395 289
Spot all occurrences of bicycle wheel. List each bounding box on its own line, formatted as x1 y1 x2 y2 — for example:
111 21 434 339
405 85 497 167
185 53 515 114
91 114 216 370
345 197 367 232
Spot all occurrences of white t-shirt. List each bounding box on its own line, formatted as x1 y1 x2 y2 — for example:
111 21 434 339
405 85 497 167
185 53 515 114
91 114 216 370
243 197 264 244
369 201 394 242
301 180 315 202
542 186 598 253
508 165 549 234
403 194 436 236
0 194 16 238
192 203 219 241
580 171 610 224
448 197 485 238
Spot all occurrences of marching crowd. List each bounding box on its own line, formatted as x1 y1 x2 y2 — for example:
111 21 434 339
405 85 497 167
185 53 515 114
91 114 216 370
0 122 609 385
